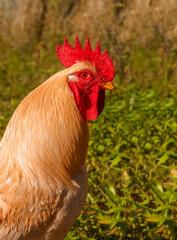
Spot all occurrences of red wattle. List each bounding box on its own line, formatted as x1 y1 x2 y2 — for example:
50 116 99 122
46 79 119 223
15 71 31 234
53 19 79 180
68 83 105 121
80 85 105 120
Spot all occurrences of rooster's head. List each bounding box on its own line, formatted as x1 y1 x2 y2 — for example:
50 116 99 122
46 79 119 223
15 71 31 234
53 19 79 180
56 36 115 121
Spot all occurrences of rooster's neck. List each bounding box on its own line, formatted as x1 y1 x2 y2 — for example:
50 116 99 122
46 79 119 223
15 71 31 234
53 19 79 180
0 72 89 190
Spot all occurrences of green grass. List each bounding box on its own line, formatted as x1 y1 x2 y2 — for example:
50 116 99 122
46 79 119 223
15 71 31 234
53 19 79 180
68 85 177 239
1 38 177 239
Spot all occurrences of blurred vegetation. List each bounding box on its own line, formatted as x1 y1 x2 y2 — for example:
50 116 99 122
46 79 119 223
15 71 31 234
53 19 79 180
68 86 177 239
1 0 177 239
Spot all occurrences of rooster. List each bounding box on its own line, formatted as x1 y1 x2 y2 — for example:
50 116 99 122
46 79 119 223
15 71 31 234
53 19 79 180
0 36 114 240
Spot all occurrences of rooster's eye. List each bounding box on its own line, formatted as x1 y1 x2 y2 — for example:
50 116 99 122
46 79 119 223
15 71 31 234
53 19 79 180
80 72 89 79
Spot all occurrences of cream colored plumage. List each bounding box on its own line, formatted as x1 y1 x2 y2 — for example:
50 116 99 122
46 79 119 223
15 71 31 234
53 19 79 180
0 36 115 239
0 62 91 240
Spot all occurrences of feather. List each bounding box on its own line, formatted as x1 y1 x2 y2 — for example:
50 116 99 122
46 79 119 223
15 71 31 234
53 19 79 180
0 62 91 239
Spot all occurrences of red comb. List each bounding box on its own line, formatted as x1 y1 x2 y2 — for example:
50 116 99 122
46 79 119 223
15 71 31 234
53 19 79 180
56 36 114 82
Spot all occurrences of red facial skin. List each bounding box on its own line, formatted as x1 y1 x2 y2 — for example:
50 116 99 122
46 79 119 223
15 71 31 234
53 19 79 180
68 70 105 121
57 37 115 121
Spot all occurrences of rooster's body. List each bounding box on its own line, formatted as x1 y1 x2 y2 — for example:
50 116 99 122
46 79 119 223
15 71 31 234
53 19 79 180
0 37 114 239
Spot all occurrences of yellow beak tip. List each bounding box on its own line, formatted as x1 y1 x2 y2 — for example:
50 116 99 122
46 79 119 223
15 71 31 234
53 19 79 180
101 82 115 90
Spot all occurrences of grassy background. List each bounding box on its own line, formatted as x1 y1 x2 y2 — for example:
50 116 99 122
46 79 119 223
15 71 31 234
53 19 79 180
1 0 177 239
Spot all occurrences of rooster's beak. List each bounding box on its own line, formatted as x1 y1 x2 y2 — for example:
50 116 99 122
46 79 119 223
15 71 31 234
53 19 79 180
100 82 115 90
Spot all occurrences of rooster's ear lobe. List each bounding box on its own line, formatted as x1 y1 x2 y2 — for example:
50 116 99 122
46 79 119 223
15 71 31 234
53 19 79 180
68 75 78 82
